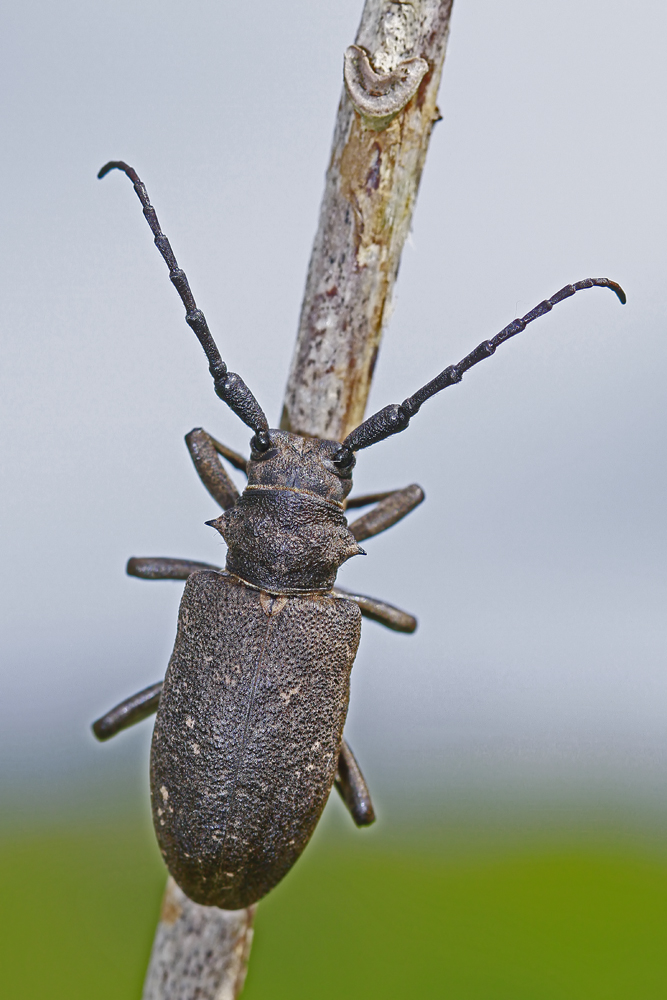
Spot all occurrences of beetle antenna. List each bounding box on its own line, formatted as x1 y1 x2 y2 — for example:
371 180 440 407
340 278 626 455
98 161 270 445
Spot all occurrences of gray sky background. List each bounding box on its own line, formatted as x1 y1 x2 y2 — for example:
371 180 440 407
2 0 666 810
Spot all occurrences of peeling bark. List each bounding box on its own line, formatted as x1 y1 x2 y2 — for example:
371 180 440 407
140 2 454 996
282 0 454 441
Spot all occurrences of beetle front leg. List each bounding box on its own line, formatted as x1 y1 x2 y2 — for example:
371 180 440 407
126 556 222 580
346 484 424 542
92 681 163 741
333 587 416 633
185 427 248 510
335 739 376 827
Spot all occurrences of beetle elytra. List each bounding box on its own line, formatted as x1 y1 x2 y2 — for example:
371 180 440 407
92 161 625 910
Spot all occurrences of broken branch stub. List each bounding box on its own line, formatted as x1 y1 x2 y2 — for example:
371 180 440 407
281 0 454 442
344 45 429 130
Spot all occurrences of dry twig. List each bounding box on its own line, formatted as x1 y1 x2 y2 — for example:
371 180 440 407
283 0 454 441
141 2 454 995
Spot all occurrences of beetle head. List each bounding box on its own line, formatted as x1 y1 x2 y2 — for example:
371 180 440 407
247 430 355 505
207 430 362 593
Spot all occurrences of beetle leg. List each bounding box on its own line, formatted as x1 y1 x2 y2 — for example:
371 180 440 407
126 557 222 580
332 587 416 633
344 490 394 509
92 681 163 741
346 484 424 541
185 427 248 510
335 739 376 826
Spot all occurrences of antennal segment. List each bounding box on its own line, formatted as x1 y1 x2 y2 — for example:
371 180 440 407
342 278 626 454
98 161 269 440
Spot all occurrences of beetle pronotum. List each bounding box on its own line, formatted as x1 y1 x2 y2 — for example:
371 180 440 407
92 161 625 910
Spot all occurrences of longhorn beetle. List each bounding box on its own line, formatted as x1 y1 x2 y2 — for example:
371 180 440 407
92 161 625 910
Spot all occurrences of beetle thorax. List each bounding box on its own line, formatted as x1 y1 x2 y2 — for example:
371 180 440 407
207 431 363 594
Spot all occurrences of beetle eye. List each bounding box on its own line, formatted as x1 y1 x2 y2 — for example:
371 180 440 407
332 446 356 476
250 431 271 458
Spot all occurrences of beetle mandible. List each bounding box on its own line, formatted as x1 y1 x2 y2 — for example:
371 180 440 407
92 161 625 910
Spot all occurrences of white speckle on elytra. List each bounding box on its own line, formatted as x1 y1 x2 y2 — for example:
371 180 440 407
279 684 301 705
306 763 315 771
185 717 194 729
159 819 165 826
157 808 163 817
191 743 201 755
160 786 169 802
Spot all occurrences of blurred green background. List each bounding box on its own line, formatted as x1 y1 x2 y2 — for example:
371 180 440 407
2 791 666 999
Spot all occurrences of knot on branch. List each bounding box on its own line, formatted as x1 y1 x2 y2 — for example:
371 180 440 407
343 45 428 131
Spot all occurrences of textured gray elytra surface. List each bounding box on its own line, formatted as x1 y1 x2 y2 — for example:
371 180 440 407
150 570 361 910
